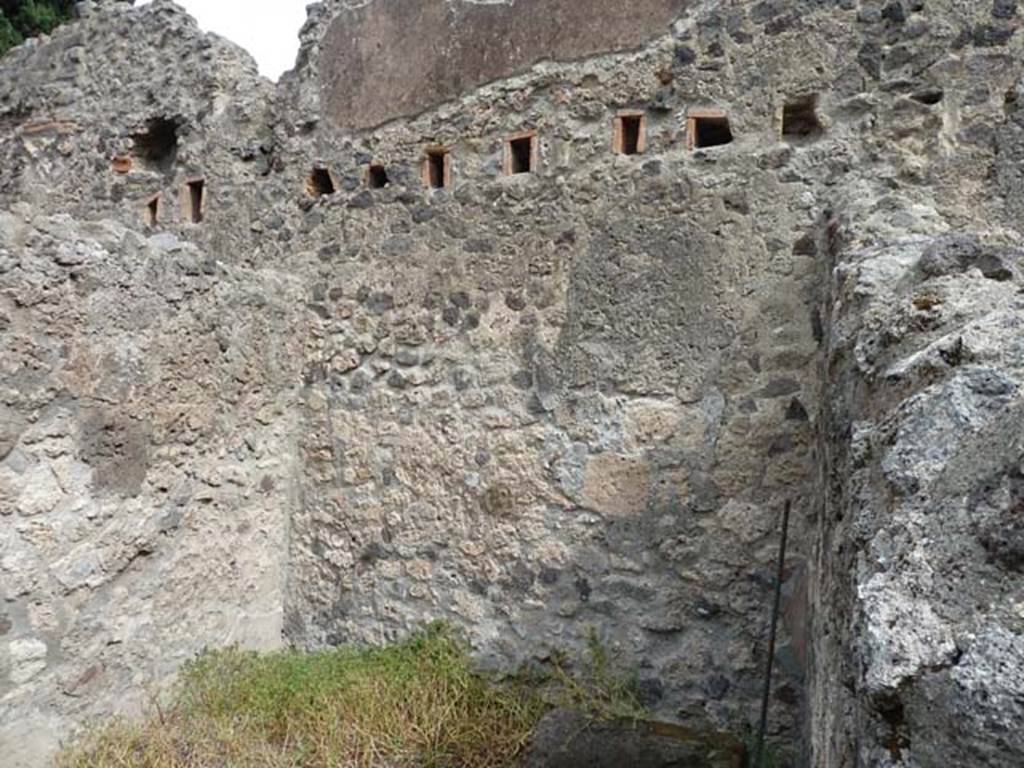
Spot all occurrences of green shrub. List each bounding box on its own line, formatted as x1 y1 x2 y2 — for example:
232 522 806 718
0 11 22 56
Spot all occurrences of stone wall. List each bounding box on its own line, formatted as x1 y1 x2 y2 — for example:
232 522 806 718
0 0 1022 766
0 3 308 765
803 3 1024 764
280 0 846 748
0 207 308 766
0 0 278 264
813 227 1024 767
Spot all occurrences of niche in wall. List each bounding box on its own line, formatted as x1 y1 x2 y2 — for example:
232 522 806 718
184 178 205 224
308 167 336 197
423 148 452 189
781 95 823 140
613 113 646 155
505 132 538 175
688 110 733 150
145 194 160 228
367 164 389 189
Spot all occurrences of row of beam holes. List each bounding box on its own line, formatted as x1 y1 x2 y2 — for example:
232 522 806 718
306 97 822 196
144 179 205 227
308 164 392 196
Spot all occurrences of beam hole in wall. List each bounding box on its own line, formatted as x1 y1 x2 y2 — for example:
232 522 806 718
614 113 646 155
424 148 451 190
506 133 537 175
146 195 159 228
689 113 733 149
186 179 204 224
132 117 179 171
782 95 824 140
367 164 389 189
308 167 336 197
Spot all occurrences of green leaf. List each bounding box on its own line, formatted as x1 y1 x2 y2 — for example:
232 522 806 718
0 10 22 58
14 0 68 37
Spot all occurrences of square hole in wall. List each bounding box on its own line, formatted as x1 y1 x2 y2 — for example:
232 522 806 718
688 111 733 149
185 178 204 223
367 164 389 189
505 133 537 175
423 148 451 189
782 95 823 140
308 167 336 197
614 113 646 155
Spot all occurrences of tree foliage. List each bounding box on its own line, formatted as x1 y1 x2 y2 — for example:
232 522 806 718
0 1 74 58
0 12 19 55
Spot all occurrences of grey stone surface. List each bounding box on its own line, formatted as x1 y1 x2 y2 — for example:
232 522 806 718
520 709 746 768
813 231 1024 766
0 0 1020 766
0 204 308 764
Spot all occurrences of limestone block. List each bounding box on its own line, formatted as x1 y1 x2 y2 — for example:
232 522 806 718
15 464 62 517
581 454 651 516
8 638 47 684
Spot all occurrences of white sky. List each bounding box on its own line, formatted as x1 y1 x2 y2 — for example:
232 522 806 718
138 1 308 80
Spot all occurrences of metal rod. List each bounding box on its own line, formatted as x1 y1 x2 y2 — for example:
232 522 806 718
756 500 791 768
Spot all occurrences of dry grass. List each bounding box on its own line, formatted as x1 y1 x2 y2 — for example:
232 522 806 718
57 624 642 768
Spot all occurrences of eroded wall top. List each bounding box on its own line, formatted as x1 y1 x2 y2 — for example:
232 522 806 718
318 0 690 129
